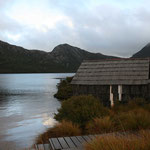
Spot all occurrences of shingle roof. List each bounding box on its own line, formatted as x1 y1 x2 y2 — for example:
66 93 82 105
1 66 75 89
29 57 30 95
71 58 150 85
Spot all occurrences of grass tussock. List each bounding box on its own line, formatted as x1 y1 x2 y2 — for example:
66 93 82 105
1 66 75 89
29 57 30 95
36 120 81 144
113 108 150 131
36 97 150 145
85 130 150 150
112 98 149 113
86 117 114 134
86 108 150 134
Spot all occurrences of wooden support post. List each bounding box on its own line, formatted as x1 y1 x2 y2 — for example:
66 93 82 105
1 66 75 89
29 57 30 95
118 85 122 101
110 85 114 107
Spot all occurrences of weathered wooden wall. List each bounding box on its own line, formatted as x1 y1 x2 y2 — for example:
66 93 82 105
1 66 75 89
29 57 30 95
72 85 110 106
72 84 150 106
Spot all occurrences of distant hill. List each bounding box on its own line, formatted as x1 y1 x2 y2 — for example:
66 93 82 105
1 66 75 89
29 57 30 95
132 43 150 58
0 40 116 73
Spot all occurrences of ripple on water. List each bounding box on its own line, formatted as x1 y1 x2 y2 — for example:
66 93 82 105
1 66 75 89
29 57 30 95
0 73 74 149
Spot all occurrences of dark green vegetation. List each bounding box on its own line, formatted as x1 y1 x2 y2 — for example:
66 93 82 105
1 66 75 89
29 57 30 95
54 95 110 127
0 40 116 73
55 96 150 130
36 95 150 144
54 77 73 100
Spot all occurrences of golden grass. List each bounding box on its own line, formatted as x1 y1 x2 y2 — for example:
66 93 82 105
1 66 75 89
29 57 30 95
113 108 150 131
85 108 150 134
85 130 150 150
86 117 114 134
36 97 150 146
36 120 81 144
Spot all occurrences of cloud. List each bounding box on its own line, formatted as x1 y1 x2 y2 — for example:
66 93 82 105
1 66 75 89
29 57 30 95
0 0 150 57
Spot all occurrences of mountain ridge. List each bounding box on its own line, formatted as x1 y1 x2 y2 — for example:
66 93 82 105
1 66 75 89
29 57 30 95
1 40 150 73
132 43 150 58
0 40 116 73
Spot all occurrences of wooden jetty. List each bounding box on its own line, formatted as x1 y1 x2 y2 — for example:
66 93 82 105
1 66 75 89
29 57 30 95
34 135 98 150
31 131 138 150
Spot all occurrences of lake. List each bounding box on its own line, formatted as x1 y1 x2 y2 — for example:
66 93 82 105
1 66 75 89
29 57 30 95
0 73 74 149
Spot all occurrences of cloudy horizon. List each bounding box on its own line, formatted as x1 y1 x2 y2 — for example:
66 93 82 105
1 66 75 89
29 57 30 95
0 0 150 57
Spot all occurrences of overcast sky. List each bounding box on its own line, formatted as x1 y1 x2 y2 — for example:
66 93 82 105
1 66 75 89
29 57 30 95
0 0 150 57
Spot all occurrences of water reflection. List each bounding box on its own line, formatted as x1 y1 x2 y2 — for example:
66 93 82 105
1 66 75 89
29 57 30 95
0 73 74 149
42 114 57 126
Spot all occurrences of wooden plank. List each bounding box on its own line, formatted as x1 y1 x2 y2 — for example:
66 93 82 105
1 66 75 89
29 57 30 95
81 62 149 67
78 67 149 72
76 71 149 76
37 144 45 150
76 136 87 144
82 59 149 65
80 62 149 67
62 148 84 150
83 70 149 74
35 144 39 150
79 65 149 69
64 137 76 148
77 67 149 72
90 134 97 138
82 136 91 142
74 76 148 80
81 64 149 68
72 79 149 85
51 138 62 150
70 136 82 147
78 68 149 73
43 144 50 150
49 139 55 150
88 135 96 140
74 75 148 81
58 137 69 149
95 134 101 137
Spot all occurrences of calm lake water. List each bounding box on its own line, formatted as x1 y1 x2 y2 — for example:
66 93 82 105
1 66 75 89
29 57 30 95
0 73 74 149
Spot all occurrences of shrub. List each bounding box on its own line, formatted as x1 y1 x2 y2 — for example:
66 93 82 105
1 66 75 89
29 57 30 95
113 108 150 131
142 103 150 112
36 120 81 143
85 130 150 150
112 98 147 113
86 117 114 134
128 98 147 107
54 95 110 127
54 77 73 100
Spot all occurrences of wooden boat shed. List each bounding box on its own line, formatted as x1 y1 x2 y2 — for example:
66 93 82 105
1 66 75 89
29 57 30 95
71 58 150 106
